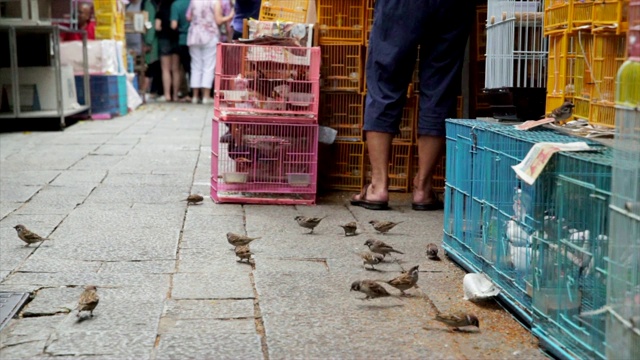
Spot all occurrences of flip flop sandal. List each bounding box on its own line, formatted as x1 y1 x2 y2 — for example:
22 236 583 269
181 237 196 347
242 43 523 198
350 184 389 211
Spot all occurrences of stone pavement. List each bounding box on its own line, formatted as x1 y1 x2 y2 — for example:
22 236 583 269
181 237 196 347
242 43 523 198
0 103 546 359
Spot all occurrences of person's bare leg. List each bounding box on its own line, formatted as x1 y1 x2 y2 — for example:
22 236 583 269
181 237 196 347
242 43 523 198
161 55 172 100
171 53 181 100
192 88 200 102
413 135 445 204
356 131 393 202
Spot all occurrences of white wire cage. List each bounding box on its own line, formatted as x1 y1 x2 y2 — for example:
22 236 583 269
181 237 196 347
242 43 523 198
485 0 548 120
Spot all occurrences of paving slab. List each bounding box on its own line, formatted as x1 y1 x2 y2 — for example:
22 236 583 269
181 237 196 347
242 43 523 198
171 272 254 300
45 330 157 358
162 299 255 320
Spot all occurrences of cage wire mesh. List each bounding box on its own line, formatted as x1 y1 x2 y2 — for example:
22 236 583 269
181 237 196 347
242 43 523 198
605 57 640 360
485 0 547 89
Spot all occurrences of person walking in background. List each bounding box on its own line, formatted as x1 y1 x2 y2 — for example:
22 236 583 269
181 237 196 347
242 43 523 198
350 0 474 211
142 0 161 103
171 0 192 102
231 0 260 40
187 0 234 105
218 0 234 44
156 0 181 102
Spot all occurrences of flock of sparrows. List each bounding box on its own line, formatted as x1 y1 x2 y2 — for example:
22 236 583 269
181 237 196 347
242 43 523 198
12 194 479 330
226 214 480 331
13 224 100 319
9 194 207 319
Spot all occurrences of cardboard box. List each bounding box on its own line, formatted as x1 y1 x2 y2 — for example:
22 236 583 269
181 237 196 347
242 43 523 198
0 65 78 111
125 11 148 33
59 39 120 74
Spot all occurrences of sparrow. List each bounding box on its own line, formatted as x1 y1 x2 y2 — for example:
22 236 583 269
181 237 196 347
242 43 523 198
295 216 326 234
350 280 396 300
547 101 575 125
380 265 419 295
434 312 480 331
369 220 403 234
226 232 261 247
235 245 253 262
76 285 99 318
339 221 357 236
183 194 204 204
426 243 439 260
358 251 385 270
13 224 49 246
364 239 404 258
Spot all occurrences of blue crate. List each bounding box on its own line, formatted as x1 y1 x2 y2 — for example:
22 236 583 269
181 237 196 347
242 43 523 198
75 74 128 116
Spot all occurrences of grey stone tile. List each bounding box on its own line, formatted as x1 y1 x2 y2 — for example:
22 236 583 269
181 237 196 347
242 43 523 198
90 144 135 156
17 257 101 274
177 250 252 275
155 331 262 360
0 201 21 218
50 170 108 185
101 172 193 187
21 287 79 316
0 170 60 186
83 185 190 205
45 331 156 358
0 316 63 346
0 185 41 203
162 299 255 320
0 270 9 282
2 272 168 288
98 260 176 274
171 273 254 300
0 340 48 359
68 155 125 171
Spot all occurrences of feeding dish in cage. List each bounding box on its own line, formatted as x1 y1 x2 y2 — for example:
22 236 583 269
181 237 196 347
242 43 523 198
287 173 311 187
223 172 249 184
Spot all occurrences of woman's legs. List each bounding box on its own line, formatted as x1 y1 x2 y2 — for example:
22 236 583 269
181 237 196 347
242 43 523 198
171 53 181 100
201 40 217 101
160 55 172 100
190 45 204 99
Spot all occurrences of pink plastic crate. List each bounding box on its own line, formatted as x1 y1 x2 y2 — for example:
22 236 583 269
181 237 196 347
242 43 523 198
214 43 321 122
211 117 318 205
630 0 640 56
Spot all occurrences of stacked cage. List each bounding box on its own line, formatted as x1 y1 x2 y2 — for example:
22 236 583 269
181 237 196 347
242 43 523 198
315 0 368 191
605 2 640 357
211 43 321 204
94 0 127 74
544 0 630 128
471 5 493 118
485 0 548 121
443 119 614 360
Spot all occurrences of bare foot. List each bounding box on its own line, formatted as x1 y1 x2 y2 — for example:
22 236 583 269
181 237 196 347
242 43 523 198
412 176 435 204
351 183 389 203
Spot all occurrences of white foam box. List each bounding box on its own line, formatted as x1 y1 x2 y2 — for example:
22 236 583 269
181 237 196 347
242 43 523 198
59 39 119 74
0 65 78 111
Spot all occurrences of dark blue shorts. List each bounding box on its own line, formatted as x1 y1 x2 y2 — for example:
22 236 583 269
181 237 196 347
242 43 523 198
363 0 474 137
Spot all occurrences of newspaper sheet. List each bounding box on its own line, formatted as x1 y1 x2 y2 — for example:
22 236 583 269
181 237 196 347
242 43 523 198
512 142 593 185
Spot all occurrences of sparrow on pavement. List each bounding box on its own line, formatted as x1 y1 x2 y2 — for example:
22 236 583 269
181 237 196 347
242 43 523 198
364 239 404 258
358 251 385 270
369 220 403 234
76 285 99 318
183 194 204 204
350 280 399 300
295 216 326 234
426 243 439 260
380 265 419 295
547 101 575 125
339 222 357 236
226 232 261 247
235 245 253 262
13 224 49 247
434 312 480 331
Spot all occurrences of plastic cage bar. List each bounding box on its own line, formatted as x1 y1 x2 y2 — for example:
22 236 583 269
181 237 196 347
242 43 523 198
214 43 321 121
319 92 364 141
593 0 630 34
572 0 595 29
544 0 571 35
258 0 309 23
320 44 363 92
546 33 570 115
590 34 627 127
317 0 365 44
211 118 318 205
322 141 365 191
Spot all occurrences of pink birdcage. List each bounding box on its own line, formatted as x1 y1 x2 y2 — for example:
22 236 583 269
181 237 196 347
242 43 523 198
214 43 321 122
211 117 319 205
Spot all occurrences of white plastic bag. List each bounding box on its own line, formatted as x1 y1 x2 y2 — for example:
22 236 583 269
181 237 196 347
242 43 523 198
463 273 500 302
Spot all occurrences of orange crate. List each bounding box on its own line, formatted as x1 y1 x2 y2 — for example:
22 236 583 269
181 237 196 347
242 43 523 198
571 0 595 29
545 0 571 35
410 148 446 194
324 141 365 191
320 92 364 141
320 44 363 92
259 0 308 23
546 32 570 111
365 143 412 192
590 33 627 126
593 0 630 33
572 32 595 120
629 0 640 56
318 0 365 44
364 0 374 46
93 0 119 13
